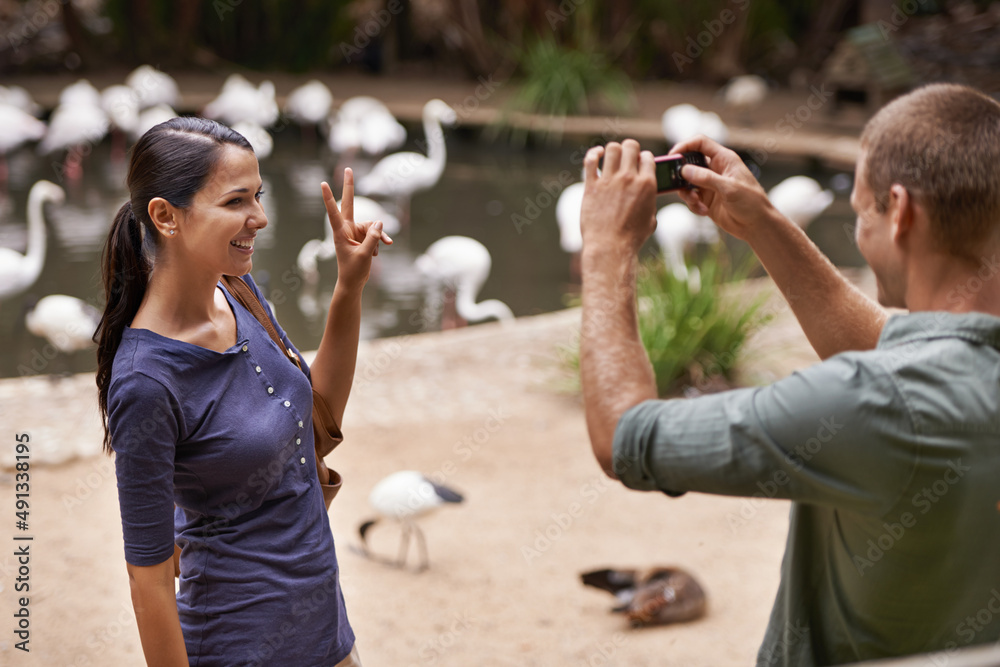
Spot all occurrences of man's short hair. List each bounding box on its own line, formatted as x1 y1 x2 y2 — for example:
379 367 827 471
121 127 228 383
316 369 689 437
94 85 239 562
860 83 1000 258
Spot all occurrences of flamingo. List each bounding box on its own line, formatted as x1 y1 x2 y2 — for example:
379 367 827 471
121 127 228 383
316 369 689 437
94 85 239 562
231 121 273 160
296 196 400 287
133 105 178 140
555 180 585 278
415 235 514 329
39 80 109 183
722 74 768 120
25 294 101 354
101 85 140 161
767 176 834 229
125 65 180 109
0 180 65 302
328 96 406 156
662 103 729 145
356 99 456 225
359 471 464 572
654 203 721 288
0 85 42 116
0 104 46 184
284 80 333 142
203 74 279 128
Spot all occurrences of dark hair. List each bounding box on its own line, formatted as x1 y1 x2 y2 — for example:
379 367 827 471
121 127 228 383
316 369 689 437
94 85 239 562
95 116 252 454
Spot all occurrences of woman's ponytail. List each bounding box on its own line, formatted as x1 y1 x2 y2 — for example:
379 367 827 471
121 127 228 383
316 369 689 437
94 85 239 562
95 200 150 453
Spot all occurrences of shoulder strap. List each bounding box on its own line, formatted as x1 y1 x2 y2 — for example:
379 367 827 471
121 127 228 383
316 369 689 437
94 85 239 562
222 275 302 370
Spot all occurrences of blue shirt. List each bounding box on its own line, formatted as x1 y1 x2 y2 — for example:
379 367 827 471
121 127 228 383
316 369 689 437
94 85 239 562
109 275 354 666
613 311 1000 666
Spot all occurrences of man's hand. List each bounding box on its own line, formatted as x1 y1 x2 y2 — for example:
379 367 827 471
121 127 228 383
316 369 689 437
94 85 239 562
668 134 775 242
580 139 657 257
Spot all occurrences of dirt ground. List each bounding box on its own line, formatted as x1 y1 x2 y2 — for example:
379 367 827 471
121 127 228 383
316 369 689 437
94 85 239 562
0 271 878 666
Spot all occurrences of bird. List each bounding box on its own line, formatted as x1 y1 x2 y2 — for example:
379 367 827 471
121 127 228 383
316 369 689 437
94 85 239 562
662 103 729 145
581 566 708 628
0 85 42 117
25 294 101 354
203 74 279 128
125 65 180 109
0 180 65 303
654 203 720 286
356 99 456 225
358 471 464 571
721 74 768 119
284 80 333 141
328 96 406 156
101 85 140 160
39 80 109 182
231 121 273 160
296 195 400 287
0 104 46 184
767 176 834 229
555 180 585 278
415 235 514 329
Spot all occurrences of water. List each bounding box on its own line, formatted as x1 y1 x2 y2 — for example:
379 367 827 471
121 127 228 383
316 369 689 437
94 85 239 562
0 127 863 379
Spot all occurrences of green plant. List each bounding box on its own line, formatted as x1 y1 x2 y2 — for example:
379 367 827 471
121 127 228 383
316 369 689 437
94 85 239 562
558 247 773 397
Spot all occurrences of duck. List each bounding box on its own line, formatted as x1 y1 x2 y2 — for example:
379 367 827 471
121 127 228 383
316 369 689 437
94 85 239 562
581 566 708 627
358 471 464 571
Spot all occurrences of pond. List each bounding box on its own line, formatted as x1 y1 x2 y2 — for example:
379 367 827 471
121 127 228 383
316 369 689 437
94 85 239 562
0 124 863 379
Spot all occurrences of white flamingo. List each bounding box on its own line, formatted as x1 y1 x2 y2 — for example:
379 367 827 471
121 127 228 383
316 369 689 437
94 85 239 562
101 85 140 160
296 196 400 286
0 180 65 302
356 99 456 224
415 235 514 329
25 294 101 353
125 65 180 109
39 80 109 182
284 80 333 140
203 74 278 128
231 121 273 160
328 96 406 156
662 103 729 145
555 180 585 278
767 176 834 229
0 85 42 116
654 203 721 288
722 75 768 118
359 471 464 571
0 104 46 183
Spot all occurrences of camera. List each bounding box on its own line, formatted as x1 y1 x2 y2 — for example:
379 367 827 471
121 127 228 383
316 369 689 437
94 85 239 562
597 151 707 193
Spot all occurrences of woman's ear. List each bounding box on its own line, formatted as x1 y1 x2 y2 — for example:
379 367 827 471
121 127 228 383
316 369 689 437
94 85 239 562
148 197 179 238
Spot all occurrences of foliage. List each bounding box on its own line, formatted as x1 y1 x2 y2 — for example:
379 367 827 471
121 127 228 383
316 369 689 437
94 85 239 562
559 247 773 397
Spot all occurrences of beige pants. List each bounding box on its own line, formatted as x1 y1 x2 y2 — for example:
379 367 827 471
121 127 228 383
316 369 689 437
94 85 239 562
333 644 362 667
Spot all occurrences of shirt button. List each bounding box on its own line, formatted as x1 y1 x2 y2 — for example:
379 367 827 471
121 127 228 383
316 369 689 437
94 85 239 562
267 387 274 394
298 421 303 428
299 457 306 464
284 400 290 407
296 438 301 445
242 345 248 352
255 366 261 373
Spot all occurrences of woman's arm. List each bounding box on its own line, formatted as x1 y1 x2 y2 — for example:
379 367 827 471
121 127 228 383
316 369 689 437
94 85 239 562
127 558 188 666
309 169 391 425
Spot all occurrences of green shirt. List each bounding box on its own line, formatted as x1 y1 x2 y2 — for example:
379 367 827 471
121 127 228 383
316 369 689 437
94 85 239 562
612 311 1000 666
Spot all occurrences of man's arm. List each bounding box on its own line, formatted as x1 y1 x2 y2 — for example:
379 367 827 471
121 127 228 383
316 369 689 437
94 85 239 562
579 140 659 476
670 135 887 359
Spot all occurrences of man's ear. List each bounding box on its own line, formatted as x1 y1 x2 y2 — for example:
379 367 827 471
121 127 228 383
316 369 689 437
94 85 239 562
148 197 179 238
888 183 915 245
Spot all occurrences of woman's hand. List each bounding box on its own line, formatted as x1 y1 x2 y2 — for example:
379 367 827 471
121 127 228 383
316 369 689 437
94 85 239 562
668 135 776 242
322 168 393 292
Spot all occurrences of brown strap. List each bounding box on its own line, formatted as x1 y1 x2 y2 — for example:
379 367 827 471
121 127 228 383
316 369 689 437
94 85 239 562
222 275 302 369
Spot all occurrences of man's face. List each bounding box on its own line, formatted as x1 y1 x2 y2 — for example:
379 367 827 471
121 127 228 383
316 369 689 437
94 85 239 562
851 152 906 308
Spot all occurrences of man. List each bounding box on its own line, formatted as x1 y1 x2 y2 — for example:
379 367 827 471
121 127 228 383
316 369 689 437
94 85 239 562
578 83 1000 666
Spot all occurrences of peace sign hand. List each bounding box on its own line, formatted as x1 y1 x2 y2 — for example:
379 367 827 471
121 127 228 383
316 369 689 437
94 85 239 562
321 168 393 292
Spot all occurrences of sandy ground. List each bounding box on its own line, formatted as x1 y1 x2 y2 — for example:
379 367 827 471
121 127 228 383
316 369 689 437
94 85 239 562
0 271 877 666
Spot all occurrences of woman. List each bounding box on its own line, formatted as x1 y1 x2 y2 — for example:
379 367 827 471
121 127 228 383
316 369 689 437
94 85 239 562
95 116 390 666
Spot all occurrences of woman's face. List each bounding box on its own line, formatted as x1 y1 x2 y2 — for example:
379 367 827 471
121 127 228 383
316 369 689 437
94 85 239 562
174 144 267 278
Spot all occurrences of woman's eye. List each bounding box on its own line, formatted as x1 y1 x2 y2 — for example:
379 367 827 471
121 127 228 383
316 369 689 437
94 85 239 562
255 190 265 201
227 198 241 206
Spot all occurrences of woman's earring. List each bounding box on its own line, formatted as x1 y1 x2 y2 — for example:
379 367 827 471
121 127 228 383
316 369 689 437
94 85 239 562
169 229 176 235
